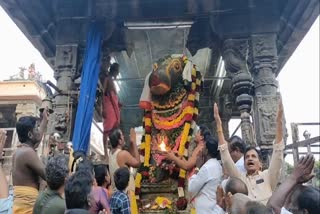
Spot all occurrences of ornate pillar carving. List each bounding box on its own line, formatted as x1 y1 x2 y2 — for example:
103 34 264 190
250 34 279 147
250 34 287 165
222 39 256 146
51 44 79 143
218 94 233 139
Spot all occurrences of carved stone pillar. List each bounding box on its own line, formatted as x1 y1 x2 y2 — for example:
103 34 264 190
51 45 79 143
222 39 256 146
197 97 214 137
250 34 279 147
219 94 233 139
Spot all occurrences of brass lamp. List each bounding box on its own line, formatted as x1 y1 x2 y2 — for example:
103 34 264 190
39 97 54 114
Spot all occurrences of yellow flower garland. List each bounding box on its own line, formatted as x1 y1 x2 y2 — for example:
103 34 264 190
145 118 152 127
153 106 194 127
135 173 142 188
152 89 187 109
135 57 202 211
178 122 191 155
140 142 145 150
144 134 151 167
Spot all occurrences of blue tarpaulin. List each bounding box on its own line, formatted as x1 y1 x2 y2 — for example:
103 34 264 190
72 22 103 153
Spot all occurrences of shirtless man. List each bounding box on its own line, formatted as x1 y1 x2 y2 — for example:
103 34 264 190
12 110 49 213
108 128 140 213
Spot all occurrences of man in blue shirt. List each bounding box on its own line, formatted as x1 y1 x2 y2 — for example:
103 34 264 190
110 167 131 214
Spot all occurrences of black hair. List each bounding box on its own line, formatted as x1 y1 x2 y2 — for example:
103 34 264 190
229 135 246 154
75 157 94 176
94 164 109 187
114 167 130 191
16 116 38 143
109 128 122 148
225 177 248 195
297 186 320 214
245 201 273 214
199 125 211 137
244 146 262 161
46 154 69 190
109 63 119 76
199 125 220 159
65 170 93 209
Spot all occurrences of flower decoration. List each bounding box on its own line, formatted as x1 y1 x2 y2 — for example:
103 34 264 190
155 197 172 209
135 56 202 210
176 197 188 210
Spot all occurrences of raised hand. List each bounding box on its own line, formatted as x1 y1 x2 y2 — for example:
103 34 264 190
225 192 233 213
42 107 50 122
276 99 283 123
163 150 177 161
213 103 222 128
214 103 226 145
129 128 136 144
275 99 284 144
193 143 205 157
292 154 315 183
216 185 226 210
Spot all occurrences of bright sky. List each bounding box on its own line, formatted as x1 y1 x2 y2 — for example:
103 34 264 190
0 7 54 82
0 6 318 162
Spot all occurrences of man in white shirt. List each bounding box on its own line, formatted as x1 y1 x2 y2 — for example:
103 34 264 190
228 136 246 174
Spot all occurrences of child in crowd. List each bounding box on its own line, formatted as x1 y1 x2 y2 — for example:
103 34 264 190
110 167 131 214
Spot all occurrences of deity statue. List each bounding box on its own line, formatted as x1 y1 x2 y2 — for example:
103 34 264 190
18 67 26 79
28 63 36 79
136 55 202 212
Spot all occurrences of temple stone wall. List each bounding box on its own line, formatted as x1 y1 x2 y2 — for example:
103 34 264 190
0 80 46 178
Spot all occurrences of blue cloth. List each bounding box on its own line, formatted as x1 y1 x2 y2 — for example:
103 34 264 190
72 22 103 153
110 191 130 214
0 195 13 214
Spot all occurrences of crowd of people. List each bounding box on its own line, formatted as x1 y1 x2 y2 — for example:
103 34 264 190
0 100 319 214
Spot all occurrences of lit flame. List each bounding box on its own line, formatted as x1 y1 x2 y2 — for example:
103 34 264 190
159 141 166 151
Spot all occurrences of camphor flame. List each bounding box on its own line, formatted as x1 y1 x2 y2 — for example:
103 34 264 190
159 141 166 151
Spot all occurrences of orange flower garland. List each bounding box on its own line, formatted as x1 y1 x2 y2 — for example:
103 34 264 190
135 56 202 210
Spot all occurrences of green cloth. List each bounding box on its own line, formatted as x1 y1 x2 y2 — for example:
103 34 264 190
33 189 65 214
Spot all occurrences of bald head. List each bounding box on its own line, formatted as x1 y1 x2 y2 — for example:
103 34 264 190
245 201 273 214
225 177 248 195
231 193 251 214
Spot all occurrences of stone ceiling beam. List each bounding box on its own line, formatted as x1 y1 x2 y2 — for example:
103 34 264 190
277 0 319 73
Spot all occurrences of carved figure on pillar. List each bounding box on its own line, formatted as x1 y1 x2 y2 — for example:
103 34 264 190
222 39 255 146
250 34 285 148
254 93 281 145
52 45 78 143
250 34 288 166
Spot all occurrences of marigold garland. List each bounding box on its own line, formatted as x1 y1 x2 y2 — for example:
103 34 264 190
153 106 193 129
135 56 202 211
178 122 191 155
135 173 142 188
144 134 151 167
152 88 187 110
